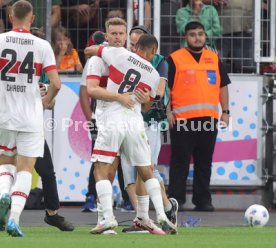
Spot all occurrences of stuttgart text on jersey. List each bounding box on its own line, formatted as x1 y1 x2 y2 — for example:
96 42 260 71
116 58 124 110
128 56 153 73
6 36 34 45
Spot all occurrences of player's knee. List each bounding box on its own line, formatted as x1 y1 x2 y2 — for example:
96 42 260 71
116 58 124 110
137 166 153 182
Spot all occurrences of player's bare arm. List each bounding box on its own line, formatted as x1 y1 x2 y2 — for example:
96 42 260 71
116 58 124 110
39 83 56 110
80 85 92 121
43 70 61 109
84 45 100 58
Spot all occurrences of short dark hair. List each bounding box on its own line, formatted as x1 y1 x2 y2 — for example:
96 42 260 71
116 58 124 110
12 0 33 20
31 27 45 39
129 25 150 36
136 34 158 50
184 21 205 34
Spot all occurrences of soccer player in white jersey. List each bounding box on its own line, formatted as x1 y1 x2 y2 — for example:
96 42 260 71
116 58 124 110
83 18 154 235
0 0 60 237
85 32 177 235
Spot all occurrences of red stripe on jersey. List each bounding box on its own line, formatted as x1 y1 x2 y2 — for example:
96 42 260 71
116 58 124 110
0 59 42 76
34 63 42 76
98 46 104 57
12 191 28 199
93 149 117 157
44 65 57 72
87 75 101 80
0 172 14 179
0 58 8 70
136 82 152 92
9 61 21 73
86 75 108 87
109 65 124 85
100 76 108 88
0 145 16 151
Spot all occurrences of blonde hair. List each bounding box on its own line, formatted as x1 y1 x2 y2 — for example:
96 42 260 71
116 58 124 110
105 17 127 32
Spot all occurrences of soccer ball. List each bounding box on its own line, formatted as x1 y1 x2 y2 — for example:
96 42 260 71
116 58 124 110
244 204 269 227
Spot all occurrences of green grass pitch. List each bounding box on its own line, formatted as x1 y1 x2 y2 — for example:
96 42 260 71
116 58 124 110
1 226 276 248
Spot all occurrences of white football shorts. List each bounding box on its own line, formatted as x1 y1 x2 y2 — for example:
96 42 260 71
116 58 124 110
91 110 151 166
0 128 44 157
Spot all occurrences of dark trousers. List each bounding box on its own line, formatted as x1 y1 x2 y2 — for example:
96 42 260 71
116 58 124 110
34 141 60 211
168 117 218 206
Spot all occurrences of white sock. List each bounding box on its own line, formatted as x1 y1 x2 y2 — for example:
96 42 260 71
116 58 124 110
164 201 172 212
0 164 16 197
96 180 113 222
136 195 149 220
144 178 166 219
97 202 104 224
9 171 32 224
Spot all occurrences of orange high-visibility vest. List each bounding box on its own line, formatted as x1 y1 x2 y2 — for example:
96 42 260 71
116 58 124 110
170 48 221 120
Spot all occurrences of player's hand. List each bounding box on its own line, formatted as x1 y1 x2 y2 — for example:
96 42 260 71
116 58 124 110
84 45 99 58
167 111 176 128
118 93 135 109
134 88 150 104
39 83 48 97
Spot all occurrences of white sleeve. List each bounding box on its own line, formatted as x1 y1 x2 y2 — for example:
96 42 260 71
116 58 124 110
99 47 124 66
86 57 106 79
42 40 57 72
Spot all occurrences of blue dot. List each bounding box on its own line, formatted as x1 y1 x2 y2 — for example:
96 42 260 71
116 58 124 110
217 167 225 175
234 160 243 168
248 94 252 98
80 160 85 165
58 179 63 184
245 135 252 140
233 130 239 137
160 173 166 180
246 164 255 174
216 138 222 142
81 188 88 196
65 196 70 200
229 172 238 180
230 101 236 106
115 174 118 180
250 123 256 129
255 111 258 117
242 176 250 181
243 106 248 111
75 172 80 177
63 167 67 172
237 118 244 124
188 170 194 178
86 177 89 183
68 155 72 159
113 185 119 194
69 184 75 190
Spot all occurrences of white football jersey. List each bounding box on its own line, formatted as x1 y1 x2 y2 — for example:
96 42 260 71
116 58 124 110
98 46 160 114
0 29 57 132
84 56 109 120
85 56 109 87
